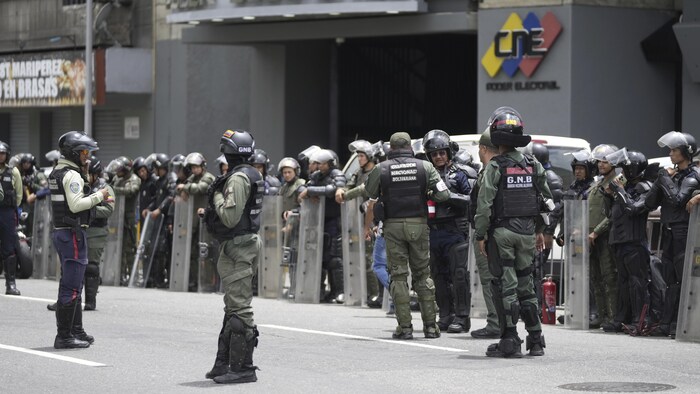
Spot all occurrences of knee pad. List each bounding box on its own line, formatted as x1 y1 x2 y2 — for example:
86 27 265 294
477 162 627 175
520 302 540 327
389 280 411 304
86 262 100 279
509 300 520 326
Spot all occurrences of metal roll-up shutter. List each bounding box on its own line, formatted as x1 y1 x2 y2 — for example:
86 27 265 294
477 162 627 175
10 112 30 154
94 109 123 163
52 110 73 150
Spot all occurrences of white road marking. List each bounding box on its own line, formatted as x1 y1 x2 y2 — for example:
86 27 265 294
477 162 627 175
0 294 56 303
259 324 468 353
0 344 106 367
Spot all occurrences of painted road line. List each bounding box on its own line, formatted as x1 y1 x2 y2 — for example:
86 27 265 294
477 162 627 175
0 344 106 367
259 324 468 353
0 294 55 303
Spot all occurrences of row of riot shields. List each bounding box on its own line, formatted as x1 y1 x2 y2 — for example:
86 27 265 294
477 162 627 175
677 208 700 343
31 198 60 280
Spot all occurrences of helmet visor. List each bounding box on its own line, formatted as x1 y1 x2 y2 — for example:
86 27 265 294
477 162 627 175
657 131 688 150
569 149 592 162
605 147 629 167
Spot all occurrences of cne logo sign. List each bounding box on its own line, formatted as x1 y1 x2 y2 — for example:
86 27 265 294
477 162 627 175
481 11 562 79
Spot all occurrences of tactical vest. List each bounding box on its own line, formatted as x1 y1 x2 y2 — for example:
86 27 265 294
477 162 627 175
49 166 91 228
0 166 16 208
610 181 650 244
205 164 263 241
431 164 465 223
90 178 109 228
659 166 700 225
492 155 540 220
468 172 482 225
379 151 428 219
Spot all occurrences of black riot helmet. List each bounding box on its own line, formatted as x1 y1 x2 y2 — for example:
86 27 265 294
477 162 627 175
657 131 698 161
152 153 170 171
19 153 36 167
453 149 473 166
248 149 271 174
132 156 149 175
526 142 549 165
422 130 452 161
0 141 10 158
88 156 103 175
622 150 648 180
570 150 595 177
220 129 255 165
488 107 530 148
170 154 185 173
58 131 99 166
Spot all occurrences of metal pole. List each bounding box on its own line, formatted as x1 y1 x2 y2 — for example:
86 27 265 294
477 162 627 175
84 0 93 136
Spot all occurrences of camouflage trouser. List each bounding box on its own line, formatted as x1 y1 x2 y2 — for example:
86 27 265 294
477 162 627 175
491 227 541 332
218 233 261 328
589 232 618 322
87 233 107 263
473 235 499 331
383 218 436 328
121 220 136 282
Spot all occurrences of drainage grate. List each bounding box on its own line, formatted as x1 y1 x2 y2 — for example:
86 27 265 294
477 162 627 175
558 382 676 392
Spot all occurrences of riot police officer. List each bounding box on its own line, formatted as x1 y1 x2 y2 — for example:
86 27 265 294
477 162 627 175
422 130 473 334
204 129 262 384
249 149 281 195
17 153 49 237
110 156 140 285
297 145 321 181
588 144 620 329
278 157 305 216
298 149 347 303
150 154 174 288
134 156 158 226
469 129 501 339
217 154 229 176
646 131 700 337
0 141 23 296
49 131 110 349
362 132 450 339
524 143 564 308
336 139 381 307
84 157 115 310
603 149 652 333
474 107 551 358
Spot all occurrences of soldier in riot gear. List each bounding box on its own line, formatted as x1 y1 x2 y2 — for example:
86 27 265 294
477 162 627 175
17 153 49 237
469 129 501 339
110 156 140 285
84 156 115 310
278 157 305 216
421 130 473 333
134 156 158 228
177 152 215 291
249 149 281 195
360 132 449 339
217 155 229 176
149 154 174 288
297 145 321 181
165 154 187 236
49 131 111 349
474 107 551 358
203 129 262 384
299 149 347 303
0 141 23 296
524 143 564 308
336 139 382 307
587 144 620 329
645 131 700 337
602 149 653 333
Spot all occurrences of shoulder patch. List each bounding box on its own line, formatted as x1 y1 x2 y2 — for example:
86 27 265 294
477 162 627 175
69 181 81 194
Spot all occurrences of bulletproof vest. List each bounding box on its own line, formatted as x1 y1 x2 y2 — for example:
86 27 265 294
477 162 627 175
205 164 263 241
49 166 91 228
587 175 615 232
430 164 467 224
265 174 281 196
0 166 16 208
308 169 344 219
609 180 650 244
154 175 170 208
379 150 428 219
468 171 482 225
281 178 304 212
660 166 700 225
565 178 593 200
139 174 157 213
90 178 109 228
492 155 540 220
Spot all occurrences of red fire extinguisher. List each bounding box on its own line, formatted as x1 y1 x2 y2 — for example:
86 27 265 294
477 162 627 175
427 200 436 219
542 276 557 324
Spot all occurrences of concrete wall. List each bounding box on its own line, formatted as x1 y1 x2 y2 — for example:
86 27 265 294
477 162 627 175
478 5 677 159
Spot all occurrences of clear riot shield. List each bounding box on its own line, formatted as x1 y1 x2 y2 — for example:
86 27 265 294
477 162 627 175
31 198 55 280
341 199 366 307
677 208 700 342
563 199 589 329
279 212 300 300
258 196 283 299
294 198 325 304
128 214 164 288
101 195 125 286
198 216 220 293
468 228 487 318
169 197 194 292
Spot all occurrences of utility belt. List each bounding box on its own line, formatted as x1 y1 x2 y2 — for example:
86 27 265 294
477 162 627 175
428 220 460 232
54 216 87 233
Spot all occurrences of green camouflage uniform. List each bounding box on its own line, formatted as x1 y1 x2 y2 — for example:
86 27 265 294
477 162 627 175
183 171 216 290
111 173 140 282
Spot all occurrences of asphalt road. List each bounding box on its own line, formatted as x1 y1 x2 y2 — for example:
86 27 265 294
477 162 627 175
1 279 699 393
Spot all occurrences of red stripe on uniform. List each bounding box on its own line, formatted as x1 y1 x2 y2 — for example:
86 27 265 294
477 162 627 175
73 233 79 259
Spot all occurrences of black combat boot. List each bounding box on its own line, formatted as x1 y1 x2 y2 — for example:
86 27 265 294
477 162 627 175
54 301 90 349
206 315 231 379
392 324 414 340
214 326 259 384
447 316 471 333
4 256 21 296
47 302 57 311
525 331 545 356
71 302 95 344
84 275 100 311
486 328 523 358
